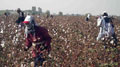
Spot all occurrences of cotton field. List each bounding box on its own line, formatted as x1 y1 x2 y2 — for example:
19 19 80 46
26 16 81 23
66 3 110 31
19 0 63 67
0 15 120 67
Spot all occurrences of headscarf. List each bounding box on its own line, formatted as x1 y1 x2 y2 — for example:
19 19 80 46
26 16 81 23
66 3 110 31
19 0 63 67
23 15 36 38
102 11 108 17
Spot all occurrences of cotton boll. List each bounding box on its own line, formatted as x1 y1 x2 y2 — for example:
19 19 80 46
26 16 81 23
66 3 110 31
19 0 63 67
1 21 4 24
0 28 3 33
1 40 5 48
110 40 114 44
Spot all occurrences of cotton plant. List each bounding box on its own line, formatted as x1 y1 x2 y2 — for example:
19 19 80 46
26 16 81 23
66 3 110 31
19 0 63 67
8 24 11 27
1 40 5 48
12 36 18 45
0 28 3 33
1 21 4 24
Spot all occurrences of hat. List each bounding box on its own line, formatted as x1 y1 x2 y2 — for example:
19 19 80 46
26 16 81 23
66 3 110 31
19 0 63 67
23 21 29 24
23 15 32 24
102 11 108 16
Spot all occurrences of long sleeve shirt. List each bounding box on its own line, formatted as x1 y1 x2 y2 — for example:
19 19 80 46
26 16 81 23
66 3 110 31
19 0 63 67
25 26 52 57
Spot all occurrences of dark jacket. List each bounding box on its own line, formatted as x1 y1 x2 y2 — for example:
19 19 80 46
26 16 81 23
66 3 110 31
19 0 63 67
16 11 25 24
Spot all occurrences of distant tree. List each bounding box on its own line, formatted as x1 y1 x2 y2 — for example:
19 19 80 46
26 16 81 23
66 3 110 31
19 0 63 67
24 10 32 15
5 10 10 15
45 10 50 18
71 14 74 16
32 6 36 12
59 11 63 16
32 6 37 15
38 7 42 14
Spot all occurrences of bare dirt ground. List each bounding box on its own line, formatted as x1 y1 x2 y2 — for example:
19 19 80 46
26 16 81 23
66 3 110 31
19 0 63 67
0 15 120 67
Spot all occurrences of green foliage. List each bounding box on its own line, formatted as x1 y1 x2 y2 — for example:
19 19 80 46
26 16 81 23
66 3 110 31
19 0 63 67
0 10 6 15
58 12 63 16
100 62 118 67
45 10 50 16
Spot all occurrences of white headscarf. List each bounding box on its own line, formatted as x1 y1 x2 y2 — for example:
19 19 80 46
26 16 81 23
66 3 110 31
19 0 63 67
24 15 36 38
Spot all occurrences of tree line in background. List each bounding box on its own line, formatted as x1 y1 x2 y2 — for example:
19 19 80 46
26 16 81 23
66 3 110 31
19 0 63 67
0 6 84 16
